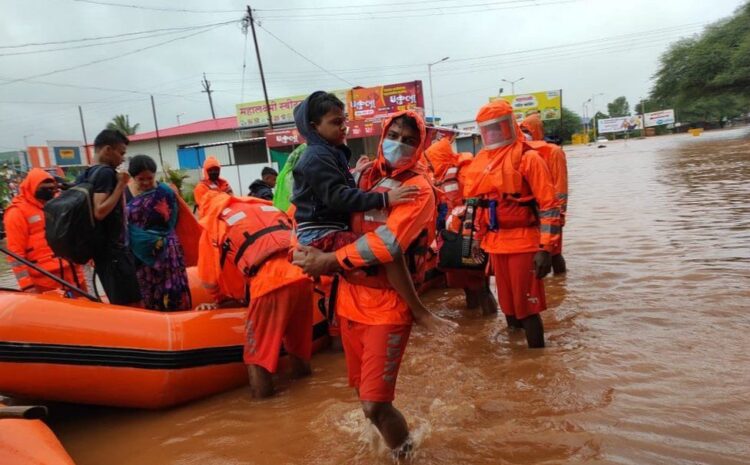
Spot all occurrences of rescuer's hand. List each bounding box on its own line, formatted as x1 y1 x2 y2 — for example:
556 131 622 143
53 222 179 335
533 250 552 279
292 245 340 278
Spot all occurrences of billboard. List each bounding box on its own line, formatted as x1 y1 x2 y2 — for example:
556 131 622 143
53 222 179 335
237 89 349 128
597 115 643 134
348 81 424 121
490 89 562 121
644 109 675 127
265 120 383 148
236 94 306 128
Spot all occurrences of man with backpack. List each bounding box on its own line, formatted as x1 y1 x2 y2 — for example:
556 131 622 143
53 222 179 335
85 129 142 306
3 168 87 294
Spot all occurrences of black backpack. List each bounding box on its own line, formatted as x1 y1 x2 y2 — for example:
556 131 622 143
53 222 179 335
44 166 103 264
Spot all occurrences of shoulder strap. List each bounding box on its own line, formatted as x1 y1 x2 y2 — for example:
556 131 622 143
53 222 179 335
233 220 291 268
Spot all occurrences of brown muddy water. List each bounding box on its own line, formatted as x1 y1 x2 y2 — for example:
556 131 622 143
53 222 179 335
4 128 750 464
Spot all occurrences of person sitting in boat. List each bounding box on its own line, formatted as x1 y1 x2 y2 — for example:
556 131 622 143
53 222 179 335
192 156 233 215
3 168 87 294
195 190 313 398
125 155 192 311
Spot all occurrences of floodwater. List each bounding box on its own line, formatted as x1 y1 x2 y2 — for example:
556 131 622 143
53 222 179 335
6 128 750 464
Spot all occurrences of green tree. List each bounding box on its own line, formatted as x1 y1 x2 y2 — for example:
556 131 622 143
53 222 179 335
544 106 582 143
650 2 750 126
107 114 139 135
634 98 658 115
607 96 630 117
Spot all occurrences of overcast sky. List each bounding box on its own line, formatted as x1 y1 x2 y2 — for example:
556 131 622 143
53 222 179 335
0 0 745 150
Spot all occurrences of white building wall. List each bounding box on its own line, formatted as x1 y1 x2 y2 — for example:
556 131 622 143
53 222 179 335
127 129 240 169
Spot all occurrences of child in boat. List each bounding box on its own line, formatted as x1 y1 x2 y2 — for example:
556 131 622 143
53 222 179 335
291 91 453 334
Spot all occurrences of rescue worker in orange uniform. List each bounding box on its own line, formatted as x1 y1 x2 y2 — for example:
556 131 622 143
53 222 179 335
3 168 87 294
423 135 498 315
293 111 436 456
462 100 562 348
520 112 569 274
196 190 312 398
192 156 233 214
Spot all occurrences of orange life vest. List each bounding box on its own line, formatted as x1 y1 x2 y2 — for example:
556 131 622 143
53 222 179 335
435 165 462 208
346 170 431 288
218 203 292 278
473 146 540 231
5 200 78 291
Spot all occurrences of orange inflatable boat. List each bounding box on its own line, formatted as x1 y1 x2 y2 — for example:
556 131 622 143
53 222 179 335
0 404 75 465
0 270 329 409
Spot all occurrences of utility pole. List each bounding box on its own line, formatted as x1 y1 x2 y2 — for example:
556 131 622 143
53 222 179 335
150 95 164 169
78 106 88 147
427 56 449 125
78 105 89 162
244 5 274 129
201 73 216 119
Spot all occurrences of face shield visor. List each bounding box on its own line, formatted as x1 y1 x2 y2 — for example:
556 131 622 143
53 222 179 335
478 114 517 150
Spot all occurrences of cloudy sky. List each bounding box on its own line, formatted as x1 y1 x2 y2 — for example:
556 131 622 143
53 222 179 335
0 0 745 149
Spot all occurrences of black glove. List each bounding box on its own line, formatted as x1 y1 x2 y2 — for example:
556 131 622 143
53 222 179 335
533 250 552 279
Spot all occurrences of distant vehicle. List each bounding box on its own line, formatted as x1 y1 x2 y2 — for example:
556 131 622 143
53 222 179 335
596 136 608 148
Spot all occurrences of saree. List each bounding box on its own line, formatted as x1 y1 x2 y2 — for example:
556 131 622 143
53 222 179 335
127 182 192 311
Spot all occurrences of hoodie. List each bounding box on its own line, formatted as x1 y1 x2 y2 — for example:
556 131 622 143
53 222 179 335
248 179 274 201
193 156 232 211
290 91 387 238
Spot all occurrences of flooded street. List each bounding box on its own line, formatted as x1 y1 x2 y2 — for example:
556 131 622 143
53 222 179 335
6 129 750 464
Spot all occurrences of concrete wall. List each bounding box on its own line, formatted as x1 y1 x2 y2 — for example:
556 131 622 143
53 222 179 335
127 129 241 169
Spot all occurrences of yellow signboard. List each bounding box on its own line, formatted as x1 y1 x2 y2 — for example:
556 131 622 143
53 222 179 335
490 89 562 121
236 89 349 128
59 149 75 159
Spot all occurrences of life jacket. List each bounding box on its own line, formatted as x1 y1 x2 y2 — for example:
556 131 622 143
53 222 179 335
474 145 540 231
6 200 74 291
345 169 430 289
435 165 462 208
218 202 292 278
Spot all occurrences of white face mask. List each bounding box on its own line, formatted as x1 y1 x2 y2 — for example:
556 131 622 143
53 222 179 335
382 139 416 169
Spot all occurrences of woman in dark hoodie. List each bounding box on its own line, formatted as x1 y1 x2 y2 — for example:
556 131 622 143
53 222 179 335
291 91 454 334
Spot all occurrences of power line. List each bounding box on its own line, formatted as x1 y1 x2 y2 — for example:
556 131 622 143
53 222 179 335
257 0 577 21
71 0 241 13
447 23 704 64
0 20 236 49
0 23 233 87
0 22 234 57
254 20 355 86
255 0 515 11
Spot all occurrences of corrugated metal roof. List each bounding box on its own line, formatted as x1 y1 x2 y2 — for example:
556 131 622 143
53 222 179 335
129 116 239 142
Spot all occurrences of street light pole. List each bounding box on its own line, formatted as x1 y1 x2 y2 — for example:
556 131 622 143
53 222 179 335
428 56 449 125
501 77 525 95
176 113 185 126
591 92 604 140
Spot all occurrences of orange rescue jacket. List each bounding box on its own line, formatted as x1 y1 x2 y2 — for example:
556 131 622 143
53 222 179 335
197 191 300 303
525 140 568 224
3 169 85 292
334 111 436 326
193 157 233 213
463 101 561 254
